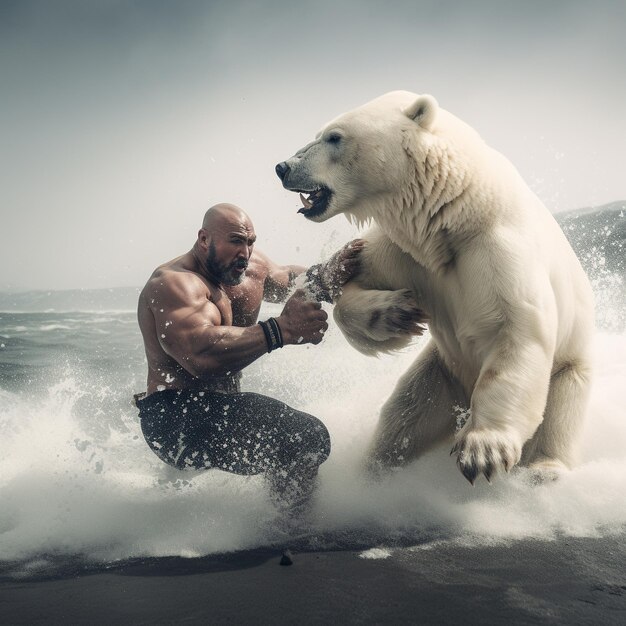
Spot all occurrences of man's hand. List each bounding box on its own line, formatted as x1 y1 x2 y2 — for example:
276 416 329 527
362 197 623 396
306 239 365 302
277 289 329 345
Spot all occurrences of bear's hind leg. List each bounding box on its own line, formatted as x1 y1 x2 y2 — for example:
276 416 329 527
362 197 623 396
366 340 467 473
521 359 592 478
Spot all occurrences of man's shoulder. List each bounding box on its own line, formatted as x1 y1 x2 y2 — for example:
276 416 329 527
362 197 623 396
142 264 213 308
247 249 272 276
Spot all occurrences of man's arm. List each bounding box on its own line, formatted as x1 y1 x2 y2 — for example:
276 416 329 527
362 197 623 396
261 239 365 303
254 248 306 303
149 272 328 379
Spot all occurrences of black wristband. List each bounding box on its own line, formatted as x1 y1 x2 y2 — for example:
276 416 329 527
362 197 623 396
258 320 273 352
258 318 283 352
267 317 284 348
305 264 333 303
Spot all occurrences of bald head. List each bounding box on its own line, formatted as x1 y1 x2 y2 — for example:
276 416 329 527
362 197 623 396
195 203 256 287
202 203 252 231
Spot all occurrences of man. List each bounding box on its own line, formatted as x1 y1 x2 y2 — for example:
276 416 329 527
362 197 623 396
136 203 362 510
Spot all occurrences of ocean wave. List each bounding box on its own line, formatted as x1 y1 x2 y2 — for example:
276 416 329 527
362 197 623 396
38 324 73 332
0 328 625 568
62 316 135 324
0 309 136 315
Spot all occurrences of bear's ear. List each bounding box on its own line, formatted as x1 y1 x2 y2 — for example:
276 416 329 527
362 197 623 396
403 94 438 129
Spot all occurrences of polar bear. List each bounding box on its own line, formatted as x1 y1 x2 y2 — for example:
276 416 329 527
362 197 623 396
276 91 594 484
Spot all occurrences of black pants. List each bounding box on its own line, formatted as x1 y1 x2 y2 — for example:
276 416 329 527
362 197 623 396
137 389 331 508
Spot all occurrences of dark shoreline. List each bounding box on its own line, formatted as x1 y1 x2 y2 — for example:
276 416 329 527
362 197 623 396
1 535 625 625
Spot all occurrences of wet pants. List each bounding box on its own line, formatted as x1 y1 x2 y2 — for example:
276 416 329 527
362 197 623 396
137 389 331 508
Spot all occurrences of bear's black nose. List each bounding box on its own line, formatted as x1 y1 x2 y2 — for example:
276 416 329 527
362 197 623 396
275 161 290 181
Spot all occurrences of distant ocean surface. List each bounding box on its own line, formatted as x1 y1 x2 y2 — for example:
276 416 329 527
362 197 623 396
1 203 625 578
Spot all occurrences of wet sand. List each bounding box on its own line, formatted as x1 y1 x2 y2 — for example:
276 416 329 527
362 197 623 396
1 536 625 625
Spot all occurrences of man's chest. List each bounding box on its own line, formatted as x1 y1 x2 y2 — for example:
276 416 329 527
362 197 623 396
224 271 266 326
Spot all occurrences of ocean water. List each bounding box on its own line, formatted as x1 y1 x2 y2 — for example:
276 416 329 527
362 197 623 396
1 208 625 577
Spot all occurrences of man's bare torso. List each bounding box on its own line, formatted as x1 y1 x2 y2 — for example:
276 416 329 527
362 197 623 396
138 250 270 395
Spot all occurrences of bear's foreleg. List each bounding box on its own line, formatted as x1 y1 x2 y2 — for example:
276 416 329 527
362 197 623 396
334 282 428 356
520 358 592 478
366 340 467 473
453 333 555 484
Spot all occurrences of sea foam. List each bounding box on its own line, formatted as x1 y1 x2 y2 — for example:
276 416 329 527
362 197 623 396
1 319 625 571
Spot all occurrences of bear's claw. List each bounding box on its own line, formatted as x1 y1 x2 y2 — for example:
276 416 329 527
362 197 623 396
458 458 478 485
453 427 521 485
365 289 429 341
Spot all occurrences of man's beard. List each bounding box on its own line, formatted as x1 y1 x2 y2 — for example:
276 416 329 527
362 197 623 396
206 243 247 286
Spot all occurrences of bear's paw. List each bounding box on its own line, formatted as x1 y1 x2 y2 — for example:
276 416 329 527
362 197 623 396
452 428 522 485
366 289 429 341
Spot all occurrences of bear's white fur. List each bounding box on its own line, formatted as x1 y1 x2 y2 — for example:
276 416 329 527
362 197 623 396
277 91 594 483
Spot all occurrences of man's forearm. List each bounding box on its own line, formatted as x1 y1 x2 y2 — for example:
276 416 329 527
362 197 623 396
303 240 365 303
264 238 363 305
303 263 334 303
264 262 337 304
180 324 276 379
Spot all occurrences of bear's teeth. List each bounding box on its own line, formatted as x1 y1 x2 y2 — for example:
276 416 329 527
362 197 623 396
299 193 313 209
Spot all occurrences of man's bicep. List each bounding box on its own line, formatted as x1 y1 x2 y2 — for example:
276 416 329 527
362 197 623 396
150 279 220 358
156 305 214 352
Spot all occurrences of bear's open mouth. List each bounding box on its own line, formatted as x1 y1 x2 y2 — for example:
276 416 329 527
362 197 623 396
297 187 332 219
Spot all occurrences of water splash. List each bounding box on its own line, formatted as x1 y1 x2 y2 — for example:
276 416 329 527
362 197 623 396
1 325 625 570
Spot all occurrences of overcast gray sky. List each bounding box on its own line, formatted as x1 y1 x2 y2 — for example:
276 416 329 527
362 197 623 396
1 0 625 291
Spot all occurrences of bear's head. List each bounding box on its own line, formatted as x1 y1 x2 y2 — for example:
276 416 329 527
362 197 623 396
276 91 443 224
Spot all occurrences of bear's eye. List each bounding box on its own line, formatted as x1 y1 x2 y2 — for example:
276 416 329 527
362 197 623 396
327 133 342 145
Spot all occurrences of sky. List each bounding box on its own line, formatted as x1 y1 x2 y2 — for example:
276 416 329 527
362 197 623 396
1 0 625 291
